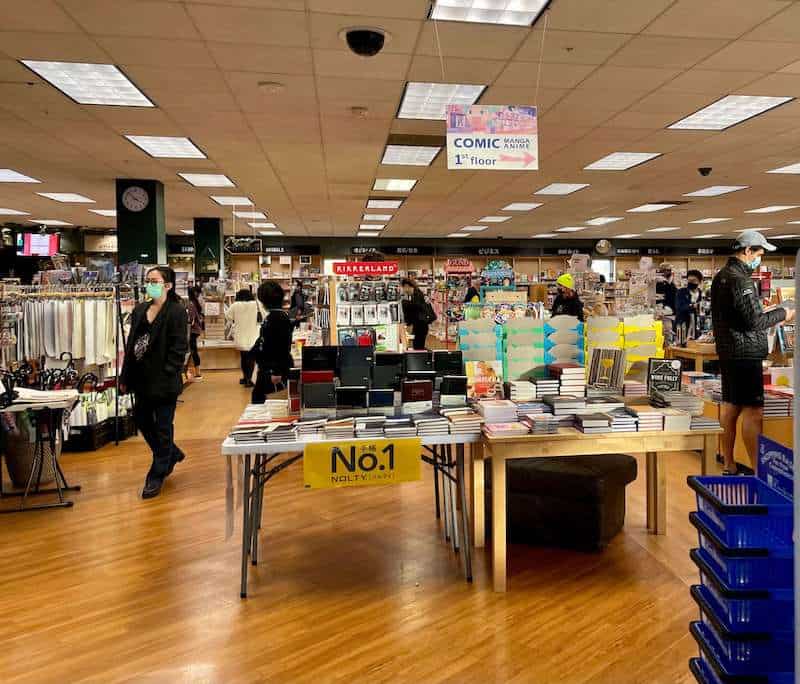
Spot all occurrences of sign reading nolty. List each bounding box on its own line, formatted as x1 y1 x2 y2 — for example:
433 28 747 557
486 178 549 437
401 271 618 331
333 261 399 276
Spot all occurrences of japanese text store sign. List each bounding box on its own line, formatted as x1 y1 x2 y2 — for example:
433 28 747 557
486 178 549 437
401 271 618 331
333 261 399 276
447 104 539 171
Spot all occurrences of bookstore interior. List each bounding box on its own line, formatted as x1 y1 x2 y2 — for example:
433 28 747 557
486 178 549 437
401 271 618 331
0 1 799 682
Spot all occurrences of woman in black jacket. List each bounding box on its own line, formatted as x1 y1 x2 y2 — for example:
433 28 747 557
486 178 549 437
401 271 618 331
120 266 189 500
401 277 430 350
252 280 294 404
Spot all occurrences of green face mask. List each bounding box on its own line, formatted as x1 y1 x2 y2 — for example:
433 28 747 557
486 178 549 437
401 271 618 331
146 283 164 300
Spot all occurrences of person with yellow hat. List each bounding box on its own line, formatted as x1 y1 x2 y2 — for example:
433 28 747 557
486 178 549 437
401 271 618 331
551 273 585 321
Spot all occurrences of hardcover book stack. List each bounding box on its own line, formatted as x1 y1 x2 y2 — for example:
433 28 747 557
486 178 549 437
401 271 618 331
324 418 355 440
533 377 559 398
690 415 721 431
483 422 530 437
632 406 664 432
622 380 647 397
383 416 417 438
477 399 518 424
608 408 638 432
576 413 611 434
413 413 450 437
650 389 704 415
355 416 386 439
505 380 536 402
445 409 483 437
549 363 586 397
520 413 560 434
296 417 327 440
265 423 298 444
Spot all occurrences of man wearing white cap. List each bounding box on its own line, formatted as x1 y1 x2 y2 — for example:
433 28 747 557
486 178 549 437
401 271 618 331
710 230 795 474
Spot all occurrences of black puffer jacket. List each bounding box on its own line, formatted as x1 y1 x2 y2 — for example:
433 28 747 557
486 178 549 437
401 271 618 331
710 258 785 360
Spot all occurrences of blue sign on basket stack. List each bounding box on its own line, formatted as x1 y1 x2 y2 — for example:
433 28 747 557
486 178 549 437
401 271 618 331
686 464 794 684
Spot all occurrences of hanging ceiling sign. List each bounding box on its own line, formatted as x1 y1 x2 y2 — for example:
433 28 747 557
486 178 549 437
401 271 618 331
445 258 475 274
446 104 539 171
224 236 262 254
333 261 399 276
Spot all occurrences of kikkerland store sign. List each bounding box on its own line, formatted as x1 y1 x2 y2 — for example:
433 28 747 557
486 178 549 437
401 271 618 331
446 104 539 171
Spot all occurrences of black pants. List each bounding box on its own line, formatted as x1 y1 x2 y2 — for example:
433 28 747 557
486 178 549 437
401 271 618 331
252 370 285 404
240 351 255 384
189 333 201 368
134 395 181 483
412 322 429 350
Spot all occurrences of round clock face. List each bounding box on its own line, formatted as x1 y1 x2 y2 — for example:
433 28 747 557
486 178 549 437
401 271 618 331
122 185 149 212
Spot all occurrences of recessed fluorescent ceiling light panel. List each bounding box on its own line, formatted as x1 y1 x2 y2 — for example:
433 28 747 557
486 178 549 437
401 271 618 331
448 232 470 237
556 226 586 232
259 231 283 236
37 192 94 203
248 222 276 229
382 144 441 166
768 162 800 174
535 183 589 195
430 0 550 26
668 95 793 131
89 209 116 217
0 169 40 183
586 216 622 226
211 196 252 206
462 226 487 232
125 135 206 159
180 229 194 235
0 208 28 215
502 202 542 211
534 233 557 238
693 234 722 239
21 61 154 107
788 221 800 225
772 234 800 239
357 232 380 237
647 227 680 233
746 205 800 213
479 216 510 223
684 185 748 197
363 214 393 221
398 82 485 120
584 152 661 171
233 211 266 219
29 219 71 226
359 224 385 230
178 173 234 187
691 217 730 224
616 234 641 238
367 199 403 209
628 203 676 213
373 178 417 192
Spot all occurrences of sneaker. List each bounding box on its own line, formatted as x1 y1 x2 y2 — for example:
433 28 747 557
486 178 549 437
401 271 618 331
142 479 163 499
193 375 204 382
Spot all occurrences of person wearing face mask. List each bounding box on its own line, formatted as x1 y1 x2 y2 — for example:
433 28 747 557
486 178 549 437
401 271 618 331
711 230 795 475
551 273 585 321
676 269 704 337
120 266 189 499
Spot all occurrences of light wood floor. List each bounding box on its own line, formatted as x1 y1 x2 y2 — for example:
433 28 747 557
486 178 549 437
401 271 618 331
0 371 708 684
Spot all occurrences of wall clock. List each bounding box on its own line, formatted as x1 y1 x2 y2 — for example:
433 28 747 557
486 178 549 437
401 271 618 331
121 185 150 212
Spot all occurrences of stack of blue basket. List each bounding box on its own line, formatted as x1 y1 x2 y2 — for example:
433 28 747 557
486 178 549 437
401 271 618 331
687 475 794 684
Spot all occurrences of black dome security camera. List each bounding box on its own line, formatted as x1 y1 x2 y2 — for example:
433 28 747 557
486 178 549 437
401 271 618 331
342 28 387 57
698 167 712 176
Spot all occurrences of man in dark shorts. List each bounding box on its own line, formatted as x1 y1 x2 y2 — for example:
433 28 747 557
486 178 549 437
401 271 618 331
710 230 794 474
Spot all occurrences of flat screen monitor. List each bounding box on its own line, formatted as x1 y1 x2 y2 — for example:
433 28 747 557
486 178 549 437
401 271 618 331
16 233 59 257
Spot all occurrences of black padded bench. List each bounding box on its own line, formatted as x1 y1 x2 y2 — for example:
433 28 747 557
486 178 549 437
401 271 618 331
486 454 638 551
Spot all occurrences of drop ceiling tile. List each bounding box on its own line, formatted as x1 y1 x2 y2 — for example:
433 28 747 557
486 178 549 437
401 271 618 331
207 43 313 74
645 0 789 39
733 73 800 98
122 65 229 95
416 22 528 60
307 0 429 19
95 37 216 69
579 65 682 92
61 0 200 39
661 68 766 94
312 49 410 80
315 77 403 101
608 36 728 69
0 0 81 32
0 32 108 62
186 4 309 46
480 86 568 113
494 62 596 89
390 119 448 136
603 110 679 130
743 3 800 42
181 0 305 8
516 30 632 64
407 56 505 84
309 12 421 53
548 0 674 33
698 40 800 72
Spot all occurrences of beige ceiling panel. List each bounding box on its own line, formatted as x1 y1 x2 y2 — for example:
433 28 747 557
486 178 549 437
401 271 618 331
661 69 765 94
181 0 305 8
248 113 321 144
0 0 81 32
318 98 398 119
743 3 800 42
645 0 789 39
553 86 644 113
416 22 528 60
479 86 568 114
206 43 313 74
579 66 682 93
516 30 632 64
309 13 421 53
60 0 200 39
122 65 229 95
599 109 672 131
186 5 309 46
0 59 45 81
389 119 446 136
321 117 393 145
309 0 428 19
407 56 505 84
494 62 596 89
699 41 800 73
631 90 719 117
224 71 316 110
548 0 674 33
0 32 108 62
316 76 403 101
734 73 800 98
0 84 94 120
313 49 411 80
88 107 176 133
150 90 243 112
609 36 729 69
95 37 216 69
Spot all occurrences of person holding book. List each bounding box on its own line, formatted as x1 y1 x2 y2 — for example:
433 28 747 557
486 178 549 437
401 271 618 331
551 273 585 321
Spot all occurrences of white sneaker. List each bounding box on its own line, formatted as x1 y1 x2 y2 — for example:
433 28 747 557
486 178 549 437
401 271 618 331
193 375 204 382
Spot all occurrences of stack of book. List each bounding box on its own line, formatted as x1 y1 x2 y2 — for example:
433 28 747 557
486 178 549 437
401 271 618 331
506 380 537 402
447 411 483 437
543 395 587 415
622 380 647 397
239 404 274 421
521 413 560 434
586 385 621 399
608 408 638 432
764 392 791 417
324 418 355 440
585 396 625 413
550 363 586 397
296 417 327 440
691 415 721 431
477 399 518 423
264 399 290 418
483 422 530 437
514 400 550 420
265 423 298 444
576 413 611 434
356 416 386 438
384 416 417 438
632 407 664 432
413 413 450 437
650 390 704 415
662 408 692 432
229 423 269 444
534 377 560 398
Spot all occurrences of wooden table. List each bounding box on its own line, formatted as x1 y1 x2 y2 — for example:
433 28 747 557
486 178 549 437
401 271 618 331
470 428 721 592
665 345 718 372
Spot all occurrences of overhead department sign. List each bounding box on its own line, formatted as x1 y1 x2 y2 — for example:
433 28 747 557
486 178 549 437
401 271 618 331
446 104 538 171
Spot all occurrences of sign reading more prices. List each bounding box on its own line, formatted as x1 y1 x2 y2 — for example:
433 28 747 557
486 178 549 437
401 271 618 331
447 104 539 171
303 438 422 489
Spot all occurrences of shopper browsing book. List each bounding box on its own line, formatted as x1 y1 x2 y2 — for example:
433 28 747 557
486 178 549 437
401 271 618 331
251 280 294 404
226 288 262 388
550 273 585 321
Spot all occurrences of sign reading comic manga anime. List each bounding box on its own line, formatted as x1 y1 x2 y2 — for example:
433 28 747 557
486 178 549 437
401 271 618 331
446 104 539 171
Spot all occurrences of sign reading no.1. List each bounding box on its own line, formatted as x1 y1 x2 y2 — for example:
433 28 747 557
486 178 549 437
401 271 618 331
303 438 422 489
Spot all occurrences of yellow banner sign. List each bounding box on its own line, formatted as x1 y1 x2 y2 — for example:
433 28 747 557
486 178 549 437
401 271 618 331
303 438 422 489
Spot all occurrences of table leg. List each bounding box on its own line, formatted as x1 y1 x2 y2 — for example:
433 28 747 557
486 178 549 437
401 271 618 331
647 451 667 535
433 445 441 520
240 453 252 599
251 455 262 566
702 435 716 476
456 444 472 582
646 452 655 532
695 357 703 373
471 441 485 549
440 447 452 543
447 445 459 553
491 453 507 592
